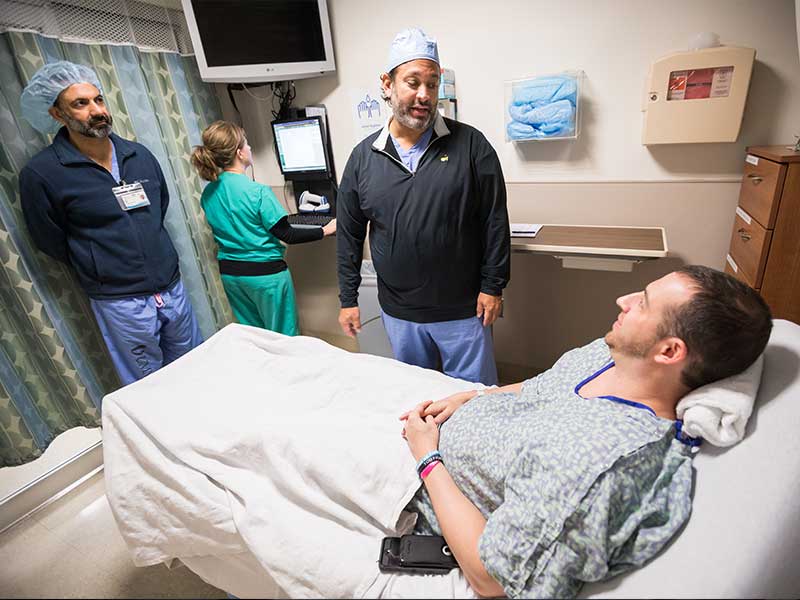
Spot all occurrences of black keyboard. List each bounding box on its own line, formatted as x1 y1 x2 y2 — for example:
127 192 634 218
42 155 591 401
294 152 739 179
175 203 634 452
287 213 333 226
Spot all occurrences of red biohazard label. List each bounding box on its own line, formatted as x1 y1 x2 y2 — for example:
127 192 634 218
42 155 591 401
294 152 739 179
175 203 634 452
667 66 733 101
667 71 688 100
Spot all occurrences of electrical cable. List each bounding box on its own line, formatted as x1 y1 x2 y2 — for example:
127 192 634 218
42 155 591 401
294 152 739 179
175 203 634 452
240 83 272 101
227 83 271 126
282 179 293 212
271 81 296 119
271 86 281 120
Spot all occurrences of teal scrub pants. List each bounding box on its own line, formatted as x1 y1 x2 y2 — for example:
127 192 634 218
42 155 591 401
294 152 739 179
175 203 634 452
220 269 300 336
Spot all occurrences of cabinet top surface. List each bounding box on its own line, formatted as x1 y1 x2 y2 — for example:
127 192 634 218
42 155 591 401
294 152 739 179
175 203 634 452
746 146 800 163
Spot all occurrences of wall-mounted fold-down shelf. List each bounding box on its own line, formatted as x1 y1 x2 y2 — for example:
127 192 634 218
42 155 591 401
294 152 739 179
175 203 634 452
511 225 668 272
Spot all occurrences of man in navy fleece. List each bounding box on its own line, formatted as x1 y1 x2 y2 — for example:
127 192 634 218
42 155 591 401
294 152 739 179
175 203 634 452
19 61 203 386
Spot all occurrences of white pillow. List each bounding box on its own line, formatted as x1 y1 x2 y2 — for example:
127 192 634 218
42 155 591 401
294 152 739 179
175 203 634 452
675 354 764 447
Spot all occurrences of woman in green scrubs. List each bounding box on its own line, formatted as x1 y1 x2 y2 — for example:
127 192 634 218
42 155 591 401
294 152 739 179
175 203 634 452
191 121 336 335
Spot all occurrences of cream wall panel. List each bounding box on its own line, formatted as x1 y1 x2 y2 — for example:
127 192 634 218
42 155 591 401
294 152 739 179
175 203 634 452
221 0 800 186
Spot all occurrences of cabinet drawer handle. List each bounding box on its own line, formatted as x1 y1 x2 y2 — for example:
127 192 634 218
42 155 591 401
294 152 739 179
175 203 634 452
746 174 763 184
737 227 752 241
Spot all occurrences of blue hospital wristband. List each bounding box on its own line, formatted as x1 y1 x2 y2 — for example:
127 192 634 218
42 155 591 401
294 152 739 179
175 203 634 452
416 451 442 475
417 450 440 465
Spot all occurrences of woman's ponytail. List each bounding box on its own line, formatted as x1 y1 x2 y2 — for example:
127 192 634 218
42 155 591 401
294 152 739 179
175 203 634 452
191 120 247 182
190 145 220 182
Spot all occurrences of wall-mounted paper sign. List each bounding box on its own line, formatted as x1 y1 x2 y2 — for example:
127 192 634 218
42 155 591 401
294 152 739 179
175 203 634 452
351 89 385 145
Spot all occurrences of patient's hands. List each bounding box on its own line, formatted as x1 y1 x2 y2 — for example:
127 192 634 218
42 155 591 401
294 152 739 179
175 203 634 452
400 390 477 426
401 401 440 462
423 390 477 424
400 391 480 461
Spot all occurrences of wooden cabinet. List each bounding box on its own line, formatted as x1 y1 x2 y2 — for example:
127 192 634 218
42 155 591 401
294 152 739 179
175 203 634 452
725 146 800 323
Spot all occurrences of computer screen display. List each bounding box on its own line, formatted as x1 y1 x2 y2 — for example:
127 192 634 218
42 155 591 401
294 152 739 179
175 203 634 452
191 0 325 67
271 117 329 180
182 0 336 83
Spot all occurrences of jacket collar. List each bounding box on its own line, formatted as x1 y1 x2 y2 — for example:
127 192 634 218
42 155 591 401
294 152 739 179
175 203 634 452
372 111 450 152
51 127 136 166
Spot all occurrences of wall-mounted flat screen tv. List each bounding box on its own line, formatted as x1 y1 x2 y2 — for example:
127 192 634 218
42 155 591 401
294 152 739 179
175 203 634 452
181 0 336 83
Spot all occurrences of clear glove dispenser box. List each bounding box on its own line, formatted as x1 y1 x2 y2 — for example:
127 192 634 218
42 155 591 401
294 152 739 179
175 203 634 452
505 70 583 142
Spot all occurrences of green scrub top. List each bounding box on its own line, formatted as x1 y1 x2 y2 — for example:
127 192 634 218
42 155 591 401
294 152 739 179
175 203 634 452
200 171 288 262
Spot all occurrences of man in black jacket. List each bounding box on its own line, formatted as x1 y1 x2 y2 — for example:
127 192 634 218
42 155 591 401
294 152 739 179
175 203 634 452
19 61 203 386
336 29 510 385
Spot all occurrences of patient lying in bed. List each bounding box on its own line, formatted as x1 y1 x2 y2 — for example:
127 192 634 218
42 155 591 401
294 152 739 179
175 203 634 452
405 340 693 598
102 266 771 599
396 266 771 598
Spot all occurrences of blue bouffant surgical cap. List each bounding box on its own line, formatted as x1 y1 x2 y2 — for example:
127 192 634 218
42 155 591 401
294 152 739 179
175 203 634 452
20 61 103 134
385 27 440 73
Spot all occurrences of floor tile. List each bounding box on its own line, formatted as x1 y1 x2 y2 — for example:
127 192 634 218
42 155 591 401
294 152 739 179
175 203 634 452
0 516 96 597
0 470 225 598
33 471 106 537
36 474 124 556
0 516 55 568
102 561 227 599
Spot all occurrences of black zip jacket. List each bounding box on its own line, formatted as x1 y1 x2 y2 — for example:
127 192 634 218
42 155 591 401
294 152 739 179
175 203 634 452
19 128 180 299
337 115 510 323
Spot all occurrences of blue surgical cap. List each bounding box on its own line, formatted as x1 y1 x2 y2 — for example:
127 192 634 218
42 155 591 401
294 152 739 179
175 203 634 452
20 61 103 134
385 27 440 73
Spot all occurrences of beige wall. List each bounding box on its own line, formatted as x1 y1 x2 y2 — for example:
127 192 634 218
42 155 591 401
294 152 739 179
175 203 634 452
217 0 800 377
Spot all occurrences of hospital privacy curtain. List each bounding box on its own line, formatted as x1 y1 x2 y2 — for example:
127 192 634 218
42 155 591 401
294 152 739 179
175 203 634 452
0 31 234 466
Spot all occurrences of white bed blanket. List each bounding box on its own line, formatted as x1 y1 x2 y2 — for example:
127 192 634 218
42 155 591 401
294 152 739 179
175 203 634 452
102 324 478 598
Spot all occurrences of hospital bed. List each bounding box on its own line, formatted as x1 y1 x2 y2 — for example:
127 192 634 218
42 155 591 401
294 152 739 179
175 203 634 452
102 319 800 599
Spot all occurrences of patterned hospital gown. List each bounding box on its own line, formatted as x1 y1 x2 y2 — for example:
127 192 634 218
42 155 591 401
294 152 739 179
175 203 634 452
406 339 695 599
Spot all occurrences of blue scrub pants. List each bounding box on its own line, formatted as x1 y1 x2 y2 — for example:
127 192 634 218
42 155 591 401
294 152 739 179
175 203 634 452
381 311 498 385
89 280 203 386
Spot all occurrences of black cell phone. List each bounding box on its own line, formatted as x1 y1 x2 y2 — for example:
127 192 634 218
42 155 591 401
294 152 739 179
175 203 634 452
378 535 459 574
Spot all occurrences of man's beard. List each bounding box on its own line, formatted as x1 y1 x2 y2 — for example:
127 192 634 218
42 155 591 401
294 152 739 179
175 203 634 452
63 113 113 139
390 89 436 131
605 330 656 359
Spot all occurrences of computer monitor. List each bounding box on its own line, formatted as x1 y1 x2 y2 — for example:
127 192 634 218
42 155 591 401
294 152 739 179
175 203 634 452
181 0 336 83
271 117 330 181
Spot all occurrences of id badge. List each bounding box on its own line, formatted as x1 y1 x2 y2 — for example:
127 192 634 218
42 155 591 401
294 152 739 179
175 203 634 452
112 182 151 211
